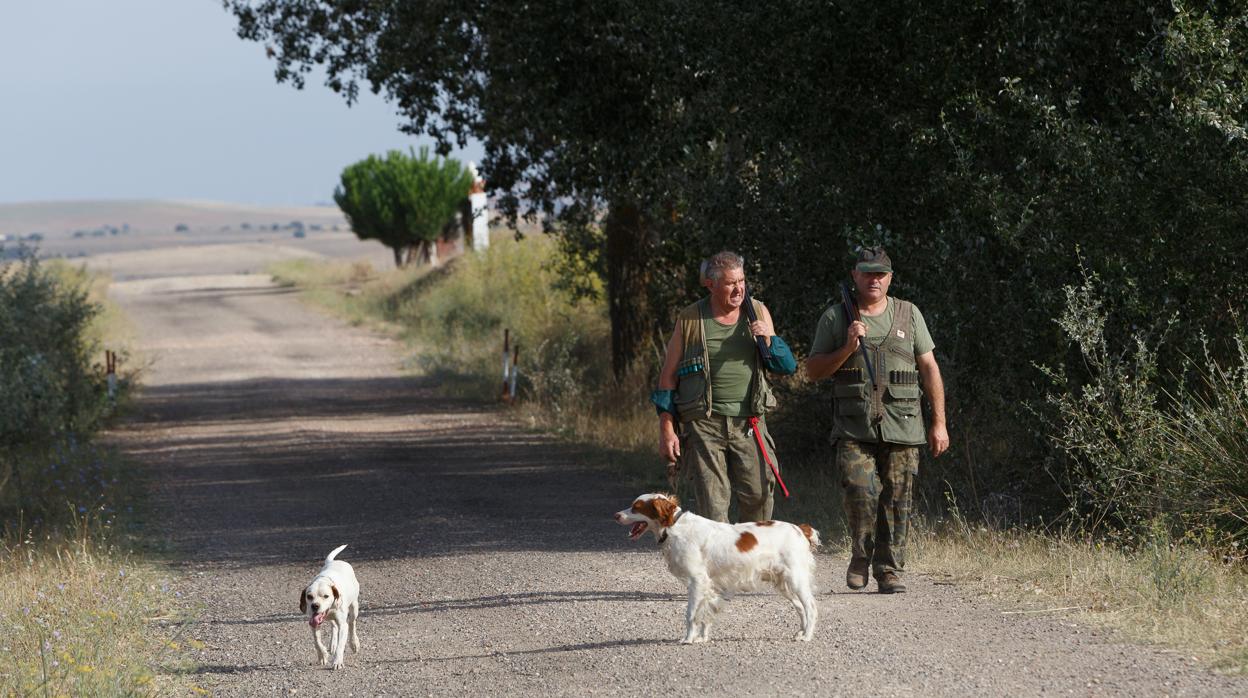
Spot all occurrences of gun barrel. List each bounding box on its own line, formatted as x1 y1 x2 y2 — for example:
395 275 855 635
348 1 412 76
742 286 773 363
839 283 877 387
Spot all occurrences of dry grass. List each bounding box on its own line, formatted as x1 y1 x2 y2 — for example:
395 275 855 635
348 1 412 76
912 519 1248 673
0 534 199 696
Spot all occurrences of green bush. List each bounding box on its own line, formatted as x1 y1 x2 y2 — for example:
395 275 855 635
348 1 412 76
1 255 113 535
1042 268 1248 552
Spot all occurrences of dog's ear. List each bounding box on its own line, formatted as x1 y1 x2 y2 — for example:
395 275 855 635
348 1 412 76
653 496 678 528
331 584 341 608
299 587 308 614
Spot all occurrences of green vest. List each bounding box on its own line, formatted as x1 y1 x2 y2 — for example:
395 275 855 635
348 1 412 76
831 298 926 445
673 298 777 422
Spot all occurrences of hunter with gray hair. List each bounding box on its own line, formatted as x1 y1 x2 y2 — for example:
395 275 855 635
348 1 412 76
650 251 797 523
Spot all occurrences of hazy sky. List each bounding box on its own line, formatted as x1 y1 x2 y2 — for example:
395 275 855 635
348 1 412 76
0 1 483 206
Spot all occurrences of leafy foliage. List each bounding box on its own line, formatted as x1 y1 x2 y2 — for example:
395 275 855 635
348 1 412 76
227 0 1248 527
1042 270 1248 550
333 147 472 267
1 256 109 492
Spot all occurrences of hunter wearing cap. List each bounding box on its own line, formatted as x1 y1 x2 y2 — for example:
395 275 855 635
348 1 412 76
806 246 949 594
651 251 797 523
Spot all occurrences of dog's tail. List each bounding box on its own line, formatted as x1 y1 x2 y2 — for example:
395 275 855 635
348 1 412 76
798 524 821 550
325 544 348 563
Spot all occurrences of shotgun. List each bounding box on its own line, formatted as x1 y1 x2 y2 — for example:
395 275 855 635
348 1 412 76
742 284 772 363
839 282 877 387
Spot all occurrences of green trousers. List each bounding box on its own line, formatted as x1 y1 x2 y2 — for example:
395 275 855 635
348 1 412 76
837 436 919 577
680 414 776 523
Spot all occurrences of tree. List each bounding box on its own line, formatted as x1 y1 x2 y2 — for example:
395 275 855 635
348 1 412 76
226 1 704 377
229 0 1248 516
333 148 472 268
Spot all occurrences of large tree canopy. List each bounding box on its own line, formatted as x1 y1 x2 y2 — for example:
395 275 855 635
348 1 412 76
228 0 1248 509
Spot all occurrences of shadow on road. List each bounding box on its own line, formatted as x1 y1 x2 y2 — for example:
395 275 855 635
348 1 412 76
118 376 662 566
200 590 683 627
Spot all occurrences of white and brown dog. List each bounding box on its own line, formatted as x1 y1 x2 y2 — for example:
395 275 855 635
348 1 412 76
299 544 360 669
615 493 820 644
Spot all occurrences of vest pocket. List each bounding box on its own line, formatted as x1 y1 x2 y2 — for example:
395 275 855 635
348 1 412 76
885 383 921 416
675 372 707 414
832 382 868 416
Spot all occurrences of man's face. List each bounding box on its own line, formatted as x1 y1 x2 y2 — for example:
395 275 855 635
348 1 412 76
852 270 892 304
704 266 746 310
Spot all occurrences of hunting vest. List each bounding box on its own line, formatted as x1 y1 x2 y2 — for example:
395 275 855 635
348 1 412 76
672 298 777 423
831 298 926 445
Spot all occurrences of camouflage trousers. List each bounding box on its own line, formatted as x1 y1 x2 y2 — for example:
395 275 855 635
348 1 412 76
837 436 920 577
679 414 776 523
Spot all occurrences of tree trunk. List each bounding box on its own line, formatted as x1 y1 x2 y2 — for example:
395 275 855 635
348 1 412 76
605 200 654 380
392 245 404 268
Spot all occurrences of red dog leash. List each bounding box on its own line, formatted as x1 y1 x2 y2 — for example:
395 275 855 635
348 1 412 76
748 416 790 498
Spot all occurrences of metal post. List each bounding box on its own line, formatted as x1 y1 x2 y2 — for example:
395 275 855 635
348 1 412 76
508 343 519 402
501 329 511 401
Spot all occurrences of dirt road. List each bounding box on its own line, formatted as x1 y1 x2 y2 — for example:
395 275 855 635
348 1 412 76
103 244 1246 696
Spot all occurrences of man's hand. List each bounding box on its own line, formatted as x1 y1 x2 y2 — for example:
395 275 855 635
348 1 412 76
660 427 681 463
843 320 866 352
748 317 775 347
929 423 949 458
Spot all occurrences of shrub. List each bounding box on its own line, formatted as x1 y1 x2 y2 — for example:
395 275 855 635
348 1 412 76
0 256 112 534
1042 268 1248 551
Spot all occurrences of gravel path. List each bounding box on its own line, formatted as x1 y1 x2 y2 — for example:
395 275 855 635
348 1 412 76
103 245 1248 697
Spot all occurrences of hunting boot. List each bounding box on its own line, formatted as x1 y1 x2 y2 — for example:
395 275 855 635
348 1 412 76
846 558 869 590
877 571 907 594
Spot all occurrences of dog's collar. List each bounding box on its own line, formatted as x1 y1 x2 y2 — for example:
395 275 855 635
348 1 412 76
658 509 685 545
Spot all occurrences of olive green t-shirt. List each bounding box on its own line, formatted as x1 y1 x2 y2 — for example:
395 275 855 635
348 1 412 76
811 297 935 357
705 313 756 416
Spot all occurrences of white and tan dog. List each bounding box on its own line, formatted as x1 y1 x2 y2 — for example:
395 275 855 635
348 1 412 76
614 493 820 644
299 544 360 669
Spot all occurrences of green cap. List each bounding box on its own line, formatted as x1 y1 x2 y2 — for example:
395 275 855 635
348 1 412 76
855 246 893 273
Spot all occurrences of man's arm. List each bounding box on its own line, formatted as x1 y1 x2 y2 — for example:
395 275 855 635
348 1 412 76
656 327 682 463
806 313 866 381
916 350 949 457
749 303 797 374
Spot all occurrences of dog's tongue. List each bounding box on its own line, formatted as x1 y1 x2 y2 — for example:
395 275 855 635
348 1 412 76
310 612 326 628
629 522 647 539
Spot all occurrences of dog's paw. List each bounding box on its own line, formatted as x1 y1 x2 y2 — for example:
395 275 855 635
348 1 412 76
793 631 814 642
332 659 345 670
318 655 329 667
350 636 360 653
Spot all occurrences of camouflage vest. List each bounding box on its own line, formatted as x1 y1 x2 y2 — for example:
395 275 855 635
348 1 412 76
831 298 926 445
673 298 777 423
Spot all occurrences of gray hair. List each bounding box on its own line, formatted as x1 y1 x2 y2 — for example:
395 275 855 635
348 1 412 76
700 251 744 281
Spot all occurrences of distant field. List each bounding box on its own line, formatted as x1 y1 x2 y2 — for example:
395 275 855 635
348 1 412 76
0 199 394 274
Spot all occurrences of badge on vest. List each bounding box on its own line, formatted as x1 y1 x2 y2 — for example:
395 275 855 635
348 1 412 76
896 329 906 338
